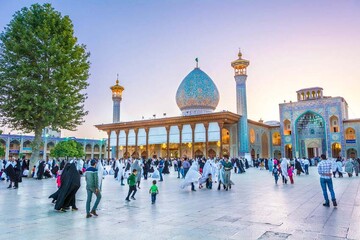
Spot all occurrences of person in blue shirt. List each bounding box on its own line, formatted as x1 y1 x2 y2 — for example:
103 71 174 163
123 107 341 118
317 154 337 207
158 158 164 182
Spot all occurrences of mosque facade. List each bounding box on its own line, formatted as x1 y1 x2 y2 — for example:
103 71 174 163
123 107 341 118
96 52 360 160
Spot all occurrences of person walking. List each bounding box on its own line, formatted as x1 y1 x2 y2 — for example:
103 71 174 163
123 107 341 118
149 180 159 204
303 158 310 175
125 169 138 201
345 159 354 177
318 154 337 207
85 160 102 218
288 165 294 184
158 158 164 182
182 158 190 178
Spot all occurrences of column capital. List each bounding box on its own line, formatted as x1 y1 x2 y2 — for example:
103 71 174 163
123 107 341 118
106 130 112 136
144 127 150 133
165 125 171 132
190 123 196 131
124 129 129 135
203 122 209 129
218 121 224 129
115 129 120 135
134 128 139 135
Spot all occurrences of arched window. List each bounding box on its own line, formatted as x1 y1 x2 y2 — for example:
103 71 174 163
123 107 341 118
306 92 310 99
330 116 339 133
284 119 291 135
249 128 256 144
345 128 356 140
85 144 92 152
272 132 281 146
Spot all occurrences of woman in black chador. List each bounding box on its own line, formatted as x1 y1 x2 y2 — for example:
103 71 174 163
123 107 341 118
49 162 81 211
295 159 304 176
162 159 170 174
37 160 46 180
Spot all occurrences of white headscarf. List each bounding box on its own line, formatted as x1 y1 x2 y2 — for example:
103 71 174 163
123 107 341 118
281 158 288 177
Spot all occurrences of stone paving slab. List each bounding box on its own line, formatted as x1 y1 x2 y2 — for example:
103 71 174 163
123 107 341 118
0 167 359 240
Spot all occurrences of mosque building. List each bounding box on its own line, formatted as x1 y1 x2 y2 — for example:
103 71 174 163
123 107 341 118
96 51 360 160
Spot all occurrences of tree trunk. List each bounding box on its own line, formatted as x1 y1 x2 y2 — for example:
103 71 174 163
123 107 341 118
29 128 42 177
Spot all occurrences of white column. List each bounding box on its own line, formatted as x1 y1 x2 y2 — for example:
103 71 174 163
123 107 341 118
5 137 10 160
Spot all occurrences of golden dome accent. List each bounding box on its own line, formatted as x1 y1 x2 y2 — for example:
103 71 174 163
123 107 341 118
110 77 124 98
231 50 249 70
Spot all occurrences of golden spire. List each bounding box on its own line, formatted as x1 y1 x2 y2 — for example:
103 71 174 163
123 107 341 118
231 49 249 75
110 74 124 99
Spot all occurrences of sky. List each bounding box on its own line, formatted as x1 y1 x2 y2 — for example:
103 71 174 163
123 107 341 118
1 0 360 139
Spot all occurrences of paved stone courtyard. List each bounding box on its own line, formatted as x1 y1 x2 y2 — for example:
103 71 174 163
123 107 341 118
0 167 359 240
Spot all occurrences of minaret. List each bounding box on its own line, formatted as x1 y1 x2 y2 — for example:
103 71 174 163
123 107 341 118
231 50 250 156
110 76 124 123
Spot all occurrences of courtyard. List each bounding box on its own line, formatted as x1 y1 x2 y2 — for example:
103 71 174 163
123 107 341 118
0 167 359 240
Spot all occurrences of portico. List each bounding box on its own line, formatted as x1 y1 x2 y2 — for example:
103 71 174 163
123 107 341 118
95 111 240 159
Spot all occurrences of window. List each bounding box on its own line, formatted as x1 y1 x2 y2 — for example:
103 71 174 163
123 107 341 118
330 116 339 133
345 128 356 140
272 132 281 146
284 119 291 135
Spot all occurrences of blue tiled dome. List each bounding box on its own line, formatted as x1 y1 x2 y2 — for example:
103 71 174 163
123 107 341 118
176 68 220 116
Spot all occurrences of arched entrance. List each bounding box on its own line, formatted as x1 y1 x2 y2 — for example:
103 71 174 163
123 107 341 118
295 111 326 158
307 141 320 158
347 148 357 158
273 150 281 160
208 149 216 159
9 139 20 158
131 151 139 158
331 143 341 158
285 144 293 159
195 149 203 159
261 133 269 158
141 151 147 159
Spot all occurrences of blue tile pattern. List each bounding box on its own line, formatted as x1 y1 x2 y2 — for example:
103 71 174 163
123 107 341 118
176 68 219 111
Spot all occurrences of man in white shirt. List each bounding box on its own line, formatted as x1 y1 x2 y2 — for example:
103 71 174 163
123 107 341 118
303 158 310 175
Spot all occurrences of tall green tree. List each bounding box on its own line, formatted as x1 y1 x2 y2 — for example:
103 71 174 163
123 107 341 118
0 4 90 173
50 140 84 159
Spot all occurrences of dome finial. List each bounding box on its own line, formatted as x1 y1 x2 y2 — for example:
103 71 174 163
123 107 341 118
116 73 119 85
195 57 199 68
238 48 242 59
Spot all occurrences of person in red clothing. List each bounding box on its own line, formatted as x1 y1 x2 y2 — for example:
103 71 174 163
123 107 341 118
288 165 294 184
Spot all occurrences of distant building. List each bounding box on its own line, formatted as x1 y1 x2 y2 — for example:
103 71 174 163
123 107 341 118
0 134 107 160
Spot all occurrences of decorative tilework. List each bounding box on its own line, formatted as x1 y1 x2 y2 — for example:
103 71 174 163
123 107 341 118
176 68 219 114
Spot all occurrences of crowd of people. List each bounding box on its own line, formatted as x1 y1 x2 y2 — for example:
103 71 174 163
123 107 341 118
1 153 359 216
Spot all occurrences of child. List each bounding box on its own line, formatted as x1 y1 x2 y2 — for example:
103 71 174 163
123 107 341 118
288 165 294 184
56 170 62 188
149 180 159 204
272 166 279 184
31 165 36 178
125 169 137 202
206 173 213 189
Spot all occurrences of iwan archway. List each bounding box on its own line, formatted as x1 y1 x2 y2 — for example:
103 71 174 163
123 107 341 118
295 111 326 158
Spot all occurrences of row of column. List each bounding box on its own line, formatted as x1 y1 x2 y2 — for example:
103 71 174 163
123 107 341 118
107 122 225 159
